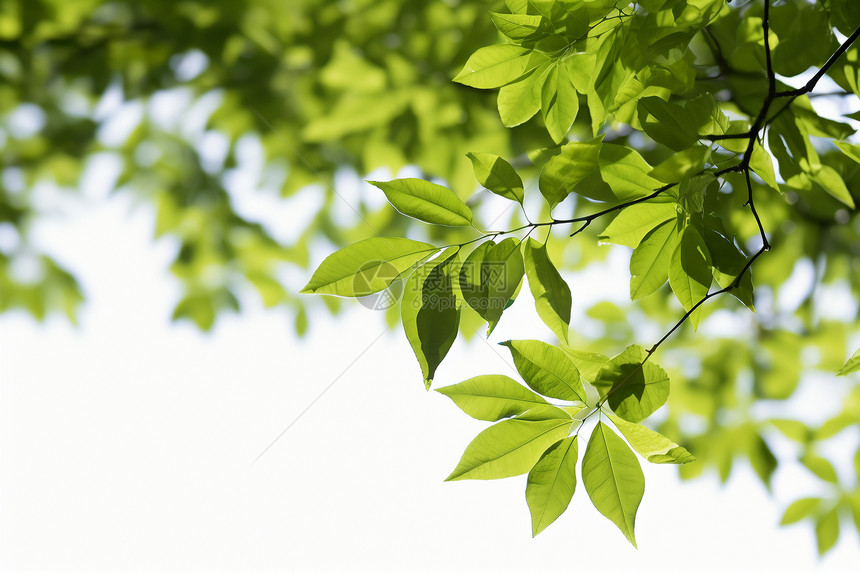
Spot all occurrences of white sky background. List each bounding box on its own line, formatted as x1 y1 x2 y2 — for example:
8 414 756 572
0 178 859 572
1 63 860 571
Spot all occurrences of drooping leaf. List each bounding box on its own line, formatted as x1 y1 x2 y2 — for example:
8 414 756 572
498 62 552 127
608 414 695 464
526 437 578 536
593 345 670 423
466 153 525 204
704 228 755 310
668 225 712 328
401 248 461 388
435 375 549 421
302 237 437 296
446 417 573 481
630 219 681 299
453 44 534 89
523 238 572 343
501 339 586 402
541 61 579 144
538 136 603 209
810 164 855 209
369 179 473 226
482 238 525 335
582 422 644 547
815 506 840 555
562 349 610 381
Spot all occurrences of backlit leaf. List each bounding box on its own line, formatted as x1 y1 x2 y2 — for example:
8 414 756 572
582 422 644 547
369 179 473 226
526 436 578 536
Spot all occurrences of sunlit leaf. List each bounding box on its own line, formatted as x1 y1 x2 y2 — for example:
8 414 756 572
502 339 586 402
526 437 578 536
436 375 549 421
523 238 571 344
593 345 670 423
608 414 695 464
302 238 437 296
582 422 644 547
369 179 473 226
446 417 573 481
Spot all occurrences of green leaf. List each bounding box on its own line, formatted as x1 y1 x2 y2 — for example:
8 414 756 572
593 345 670 423
526 436 578 536
481 238 525 335
562 349 609 382
466 153 525 204
835 140 860 165
598 144 663 202
401 248 461 388
501 339 586 402
490 12 545 41
453 44 534 89
815 506 840 555
630 219 681 299
801 454 839 484
458 241 492 312
607 415 695 464
598 203 677 248
677 174 715 214
541 61 579 144
837 348 860 375
637 97 700 151
704 228 755 310
302 237 437 296
369 179 473 226
750 143 780 192
668 225 712 328
538 136 603 209
810 165 855 209
435 375 549 421
523 238 571 344
780 498 821 526
582 422 644 547
498 62 551 127
446 417 573 481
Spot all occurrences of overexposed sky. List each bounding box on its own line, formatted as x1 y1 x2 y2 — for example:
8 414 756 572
1 185 858 572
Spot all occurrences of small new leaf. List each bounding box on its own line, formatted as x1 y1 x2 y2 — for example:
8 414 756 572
608 415 695 464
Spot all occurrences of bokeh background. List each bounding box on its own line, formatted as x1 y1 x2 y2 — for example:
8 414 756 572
1 0 859 570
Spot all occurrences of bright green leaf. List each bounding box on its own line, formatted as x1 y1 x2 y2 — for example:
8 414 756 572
593 345 670 423
369 179 473 226
526 436 578 536
582 422 644 547
608 414 695 464
523 239 572 344
435 375 549 421
453 44 534 89
781 498 821 526
302 237 437 296
466 152 525 204
541 61 579 144
446 417 573 481
599 203 677 248
502 339 587 402
837 348 860 375
668 225 712 328
630 219 681 299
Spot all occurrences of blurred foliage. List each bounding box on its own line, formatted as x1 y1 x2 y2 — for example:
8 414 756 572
2 0 860 554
